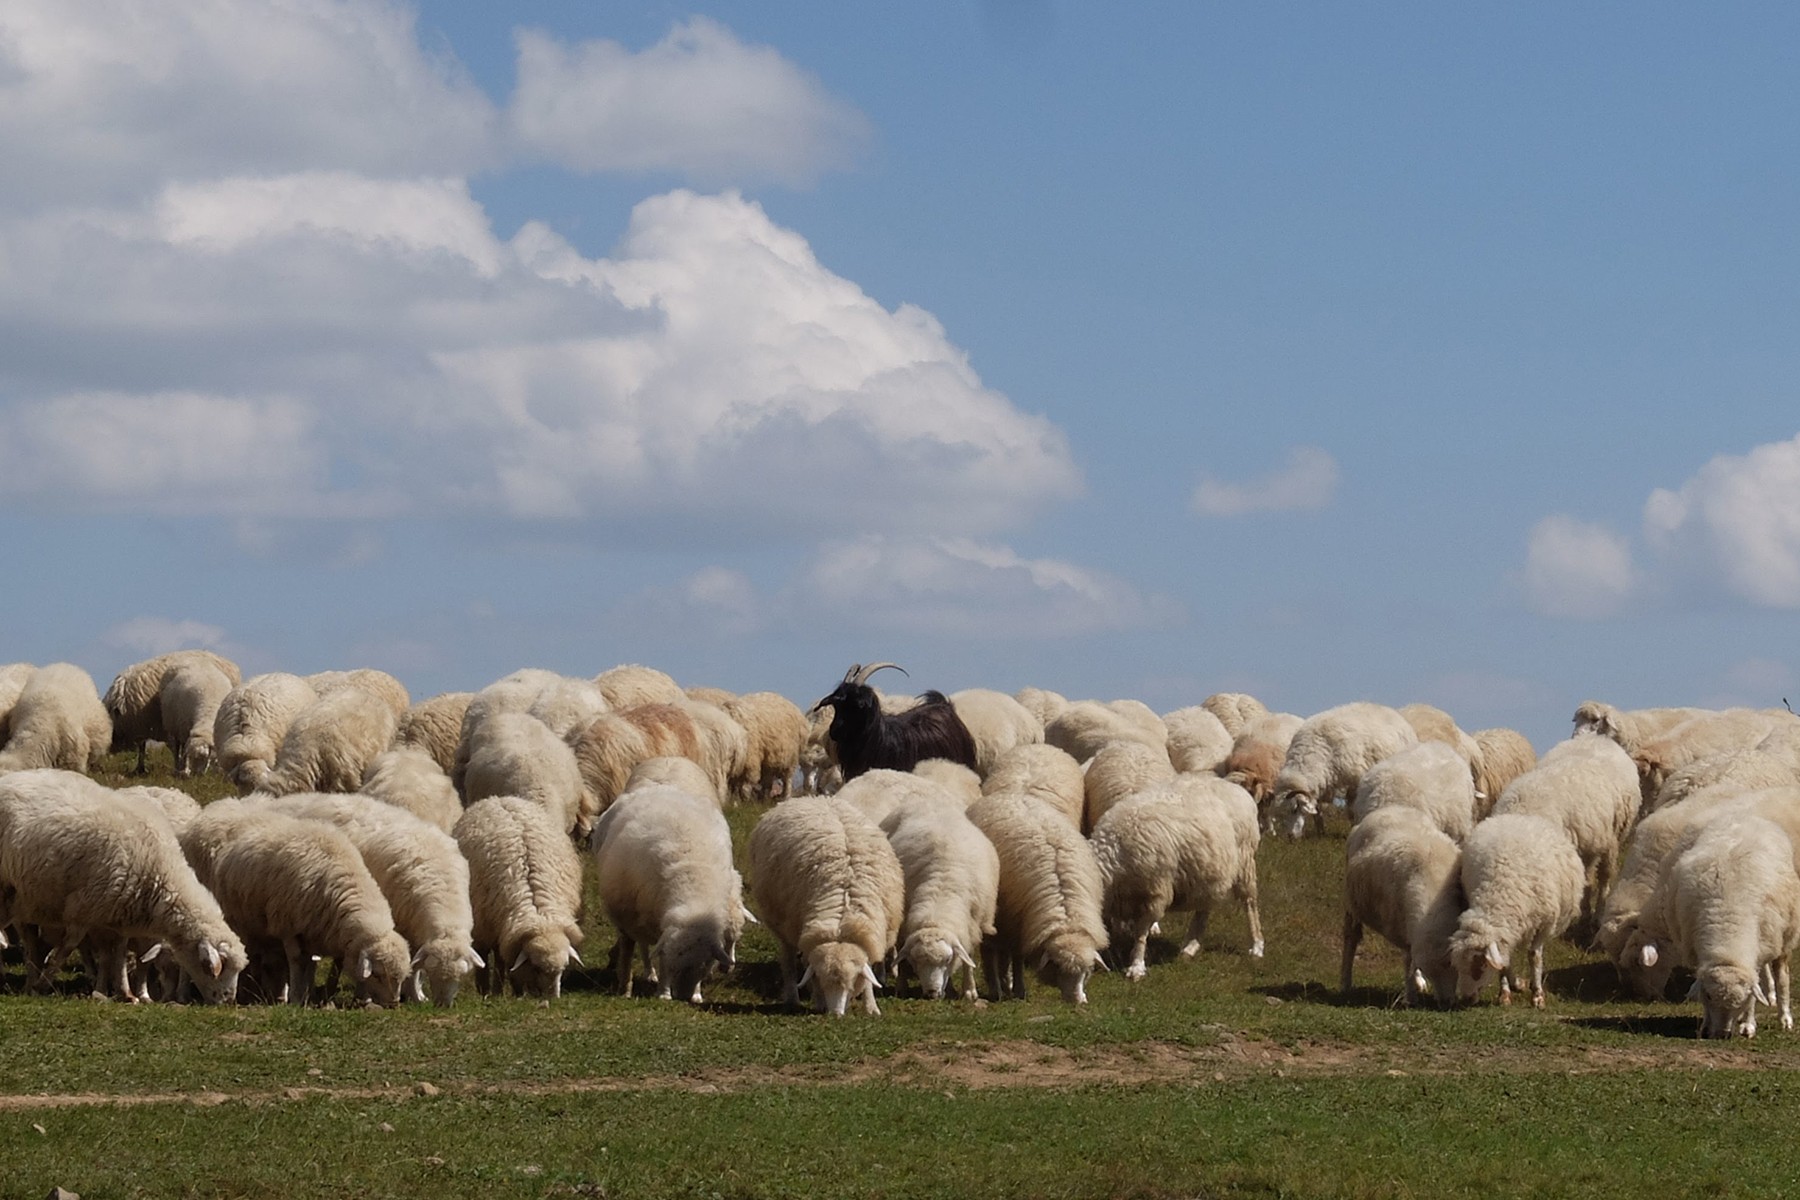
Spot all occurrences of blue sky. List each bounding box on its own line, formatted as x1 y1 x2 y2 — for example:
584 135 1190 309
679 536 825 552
3 2 1798 750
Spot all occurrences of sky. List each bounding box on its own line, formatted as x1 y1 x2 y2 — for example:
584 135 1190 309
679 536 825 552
3 1 1799 751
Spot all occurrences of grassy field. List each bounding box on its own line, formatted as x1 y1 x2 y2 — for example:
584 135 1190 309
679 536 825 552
4 751 1799 1198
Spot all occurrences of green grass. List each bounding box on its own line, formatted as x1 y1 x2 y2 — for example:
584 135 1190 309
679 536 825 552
1 756 1792 1198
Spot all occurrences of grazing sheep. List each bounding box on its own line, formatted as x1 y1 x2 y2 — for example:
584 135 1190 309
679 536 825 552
1573 701 1708 756
1091 774 1262 981
452 670 568 791
1270 702 1419 840
720 691 809 802
1341 805 1463 1007
879 800 999 999
1012 686 1070 731
747 796 905 1016
1083 740 1177 834
182 804 410 1006
981 743 1086 830
569 704 708 820
159 660 234 777
1350 741 1477 844
0 663 35 744
1162 706 1234 774
621 756 724 808
114 784 203 834
263 793 480 1007
359 748 463 833
239 686 399 796
0 770 246 1002
1199 692 1270 739
592 784 746 1002
1044 701 1162 763
966 790 1109 1004
596 663 684 710
912 758 982 807
1449 813 1585 1009
392 692 474 775
214 673 319 792
836 768 962 828
1398 703 1481 771
1632 709 1787 809
526 676 610 741
812 664 979 781
949 688 1044 777
0 663 114 775
678 698 750 806
462 712 594 838
455 796 586 1000
797 703 842 796
305 668 410 719
1217 712 1304 815
1651 748 1800 813
103 650 242 773
1491 734 1641 928
1471 728 1536 821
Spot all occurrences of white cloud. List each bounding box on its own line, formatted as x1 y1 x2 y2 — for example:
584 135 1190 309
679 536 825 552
613 566 765 638
1706 658 1797 711
1642 433 1800 610
100 616 235 658
508 19 869 185
1191 446 1339 517
1521 515 1637 619
791 535 1182 638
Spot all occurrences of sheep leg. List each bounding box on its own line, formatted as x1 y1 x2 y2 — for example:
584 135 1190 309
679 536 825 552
1339 912 1362 995
1179 905 1211 959
1009 951 1026 1001
1529 939 1547 1010
614 933 635 996
1779 957 1794 1033
285 940 313 1006
777 941 800 1008
981 935 1005 1002
1240 873 1265 958
1125 929 1151 982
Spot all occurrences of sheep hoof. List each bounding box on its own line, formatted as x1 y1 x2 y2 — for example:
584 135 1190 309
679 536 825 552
1532 993 1546 1011
1248 941 1265 959
1178 942 1201 960
1125 964 1147 982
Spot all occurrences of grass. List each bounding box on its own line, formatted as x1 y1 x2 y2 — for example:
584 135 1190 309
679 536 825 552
0 752 1793 1198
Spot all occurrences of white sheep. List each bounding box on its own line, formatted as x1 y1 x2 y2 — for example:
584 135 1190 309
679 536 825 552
568 704 708 821
910 758 983 807
1397 702 1482 773
797 703 842 796
965 789 1109 1004
980 743 1086 830
0 662 35 744
526 676 611 741
1341 805 1463 1006
1631 709 1788 809
239 686 399 796
1490 733 1641 927
1091 774 1262 981
1350 740 1477 844
1448 812 1585 1009
359 748 463 833
1012 686 1070 730
678 697 750 806
461 711 594 838
392 691 474 775
835 768 962 829
1270 702 1419 840
1573 701 1707 756
0 663 114 775
454 795 586 999
1471 727 1536 821
1216 711 1304 814
188 805 413 1006
720 691 809 802
591 783 746 1002
948 688 1044 777
595 663 684 710
305 668 410 719
102 650 241 772
1199 692 1269 739
213 673 319 792
1651 748 1800 813
113 784 203 834
1083 739 1177 834
159 660 234 777
879 799 999 999
0 769 246 1002
1044 700 1163 763
262 792 480 1007
1161 706 1234 774
452 670 568 791
747 796 905 1016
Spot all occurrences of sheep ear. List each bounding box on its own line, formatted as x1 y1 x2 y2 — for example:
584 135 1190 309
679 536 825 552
141 943 165 964
1411 968 1429 995
742 908 760 925
954 945 978 971
512 950 530 974
713 943 733 969
1092 954 1109 973
567 947 584 967
1685 978 1702 1001
1039 952 1053 972
467 949 486 969
1639 944 1659 969
355 950 373 981
199 941 222 977
798 963 815 991
411 948 428 969
1754 979 1772 1006
861 963 882 991
1484 943 1506 972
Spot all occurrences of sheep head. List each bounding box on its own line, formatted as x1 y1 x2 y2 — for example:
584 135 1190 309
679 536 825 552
1695 963 1765 1039
799 941 880 1016
653 922 734 1004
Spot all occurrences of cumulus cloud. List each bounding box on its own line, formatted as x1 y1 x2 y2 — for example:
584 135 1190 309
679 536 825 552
790 535 1182 638
1521 515 1637 619
100 616 236 658
1191 446 1339 517
509 19 869 185
1643 433 1800 610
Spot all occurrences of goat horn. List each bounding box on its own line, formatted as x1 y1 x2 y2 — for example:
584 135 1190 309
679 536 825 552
852 662 908 686
840 663 864 684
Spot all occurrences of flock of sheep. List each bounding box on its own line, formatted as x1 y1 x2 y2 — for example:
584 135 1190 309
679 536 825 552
0 651 1796 1038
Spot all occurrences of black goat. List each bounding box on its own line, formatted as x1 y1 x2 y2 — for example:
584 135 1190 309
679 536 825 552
812 663 979 781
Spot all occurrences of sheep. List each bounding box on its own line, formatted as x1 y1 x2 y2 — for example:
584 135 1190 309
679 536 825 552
596 663 684 710
948 688 1044 777
621 756 723 808
1651 748 1800 814
1162 706 1234 774
1216 712 1304 814
451 670 568 791
305 668 410 719
114 784 202 834
1631 709 1787 809
0 663 114 775
359 748 463 832
1083 740 1177 834
526 676 610 741
1012 686 1070 731
592 783 746 1002
980 743 1086 829
1573 701 1708 756
1044 701 1162 763
1350 740 1477 845
1341 804 1463 1007
836 768 962 828
965 789 1109 1004
1091 774 1262 982
239 686 399 796
0 769 247 1002
720 691 808 802
747 796 905 1016
392 691 474 775
1471 728 1536 821
0 662 34 744
185 804 412 1006
159 660 234 777
1448 812 1585 1009
462 712 594 838
1398 703 1481 769
685 685 738 707
812 663 979 781
103 650 242 773
213 673 319 792
569 703 708 821
677 697 750 805
1199 692 1269 739
1631 812 1800 1037
911 758 982 807
879 800 999 999
454 796 586 999
1270 702 1419 839
797 703 842 796
261 793 480 1007
1490 734 1641 928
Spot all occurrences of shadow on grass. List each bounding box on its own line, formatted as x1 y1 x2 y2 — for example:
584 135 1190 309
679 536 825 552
1563 1013 1699 1040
